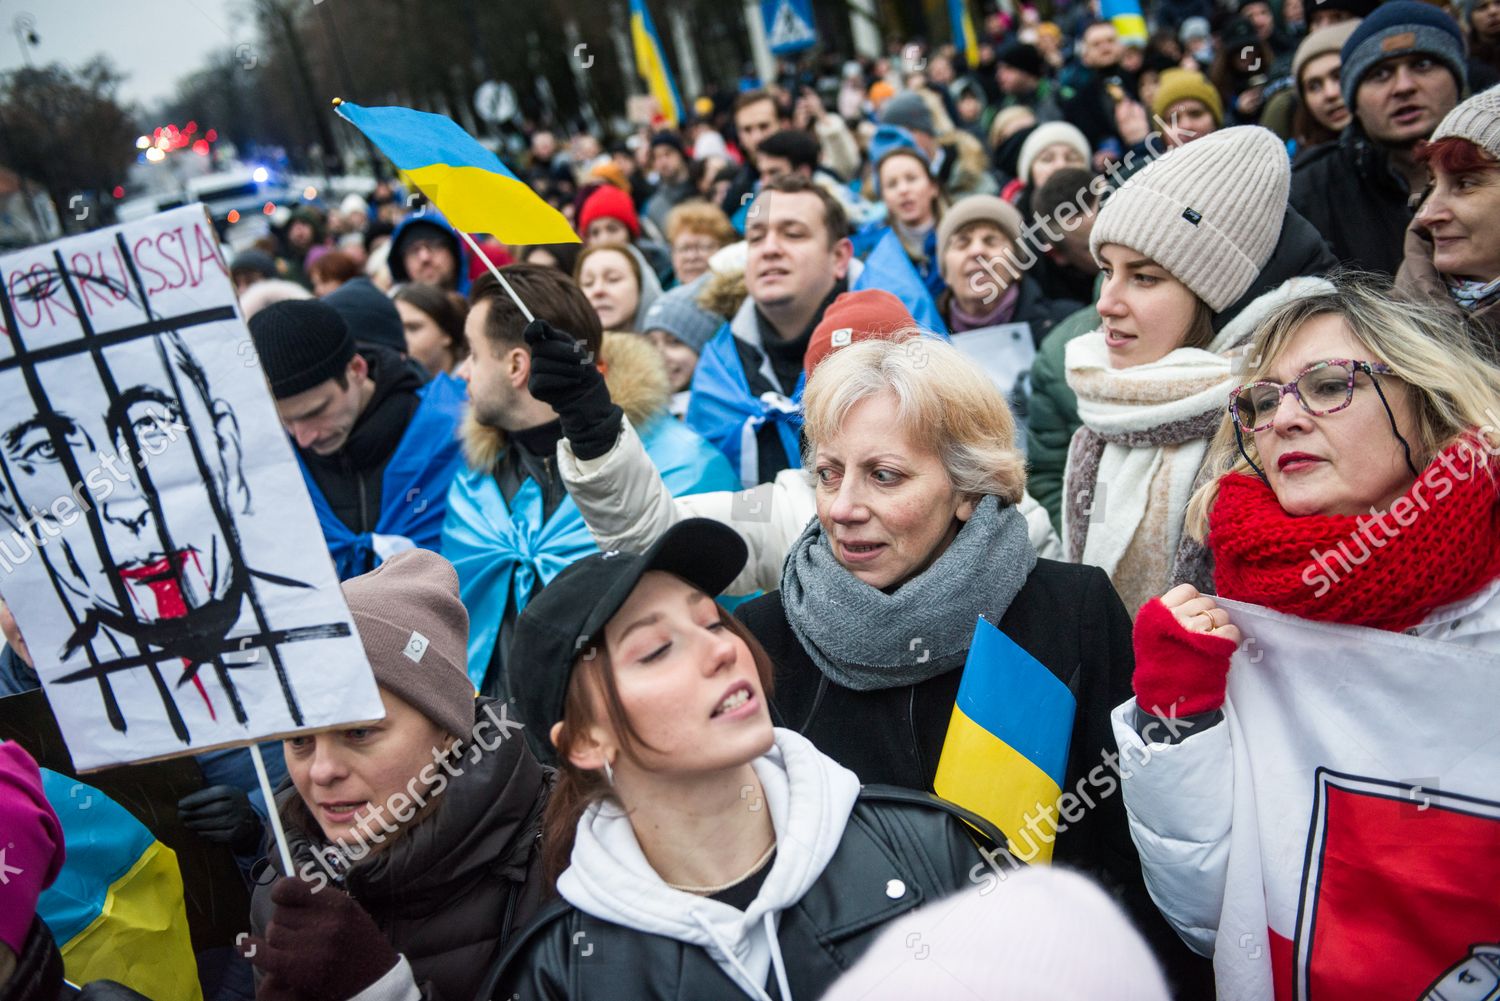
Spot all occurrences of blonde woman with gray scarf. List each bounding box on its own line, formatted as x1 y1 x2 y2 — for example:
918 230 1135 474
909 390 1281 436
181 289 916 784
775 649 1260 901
1062 126 1339 618
733 332 1213 992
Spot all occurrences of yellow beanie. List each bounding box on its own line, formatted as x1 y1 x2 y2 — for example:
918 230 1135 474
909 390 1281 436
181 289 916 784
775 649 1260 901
1151 69 1224 128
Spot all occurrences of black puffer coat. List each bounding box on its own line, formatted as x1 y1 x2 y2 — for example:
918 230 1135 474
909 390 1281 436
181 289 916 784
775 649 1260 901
249 699 550 1001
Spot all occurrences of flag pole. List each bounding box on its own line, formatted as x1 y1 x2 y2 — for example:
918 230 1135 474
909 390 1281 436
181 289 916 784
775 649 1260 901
457 229 535 324
329 96 542 324
250 742 296 876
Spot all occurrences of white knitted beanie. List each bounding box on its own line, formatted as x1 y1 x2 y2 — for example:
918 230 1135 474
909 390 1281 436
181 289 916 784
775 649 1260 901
819 868 1171 1001
1089 125 1290 313
1431 85 1500 161
1018 122 1092 186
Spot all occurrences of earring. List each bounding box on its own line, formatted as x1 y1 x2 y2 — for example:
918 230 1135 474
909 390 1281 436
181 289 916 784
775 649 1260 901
603 758 615 787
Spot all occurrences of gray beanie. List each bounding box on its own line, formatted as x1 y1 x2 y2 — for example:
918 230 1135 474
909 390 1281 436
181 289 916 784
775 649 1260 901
1338 1 1467 111
1431 85 1500 160
878 91 936 137
641 279 723 355
342 549 475 740
1090 126 1289 313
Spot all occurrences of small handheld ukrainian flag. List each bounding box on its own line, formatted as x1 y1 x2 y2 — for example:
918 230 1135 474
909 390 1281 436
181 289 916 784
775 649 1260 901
1102 0 1149 44
630 0 684 128
333 100 578 245
933 616 1076 863
948 0 981 69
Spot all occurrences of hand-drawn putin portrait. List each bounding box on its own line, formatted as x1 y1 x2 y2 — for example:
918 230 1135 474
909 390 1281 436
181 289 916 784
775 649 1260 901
0 247 353 748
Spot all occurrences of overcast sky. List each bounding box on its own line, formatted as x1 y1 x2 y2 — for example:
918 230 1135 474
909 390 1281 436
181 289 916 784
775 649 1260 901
0 0 245 109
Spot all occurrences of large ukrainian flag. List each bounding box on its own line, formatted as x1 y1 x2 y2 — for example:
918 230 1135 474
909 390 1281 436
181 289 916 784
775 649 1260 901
933 617 1075 863
630 0 684 128
38 770 201 1001
948 0 981 69
1102 0 1149 43
334 100 579 245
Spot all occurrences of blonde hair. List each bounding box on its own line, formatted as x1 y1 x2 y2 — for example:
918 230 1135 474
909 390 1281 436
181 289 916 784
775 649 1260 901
1184 278 1500 538
665 201 737 246
801 333 1026 505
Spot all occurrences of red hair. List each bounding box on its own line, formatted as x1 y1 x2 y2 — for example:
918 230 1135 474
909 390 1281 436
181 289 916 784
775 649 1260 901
1414 136 1500 175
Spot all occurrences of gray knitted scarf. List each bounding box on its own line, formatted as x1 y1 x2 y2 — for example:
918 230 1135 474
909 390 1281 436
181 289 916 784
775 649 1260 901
779 496 1038 691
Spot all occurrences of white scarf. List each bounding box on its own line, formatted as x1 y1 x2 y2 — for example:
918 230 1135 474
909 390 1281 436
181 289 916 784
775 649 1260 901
1062 277 1334 596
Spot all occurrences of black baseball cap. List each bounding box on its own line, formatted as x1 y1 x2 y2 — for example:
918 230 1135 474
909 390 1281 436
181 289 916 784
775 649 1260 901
509 519 749 762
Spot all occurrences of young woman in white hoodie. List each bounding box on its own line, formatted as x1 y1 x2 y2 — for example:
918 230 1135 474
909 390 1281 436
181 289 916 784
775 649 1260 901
484 518 1005 1001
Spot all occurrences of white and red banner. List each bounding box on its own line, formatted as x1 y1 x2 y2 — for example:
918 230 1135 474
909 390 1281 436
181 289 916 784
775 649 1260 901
1213 599 1500 1001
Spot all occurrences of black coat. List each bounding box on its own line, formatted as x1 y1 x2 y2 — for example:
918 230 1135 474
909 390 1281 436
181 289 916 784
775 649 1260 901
250 699 551 1001
298 346 423 560
736 559 1215 998
1289 122 1413 276
483 787 1002 1001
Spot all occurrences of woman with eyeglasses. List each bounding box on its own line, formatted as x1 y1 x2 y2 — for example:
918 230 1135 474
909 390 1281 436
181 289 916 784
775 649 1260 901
1061 126 1337 617
1111 280 1500 974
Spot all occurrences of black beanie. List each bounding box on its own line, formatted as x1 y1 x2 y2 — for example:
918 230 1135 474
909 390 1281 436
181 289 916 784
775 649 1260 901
999 42 1047 80
248 299 355 398
323 277 407 355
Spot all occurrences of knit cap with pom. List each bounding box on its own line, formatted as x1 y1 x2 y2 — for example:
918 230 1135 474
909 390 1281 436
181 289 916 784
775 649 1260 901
1089 125 1289 313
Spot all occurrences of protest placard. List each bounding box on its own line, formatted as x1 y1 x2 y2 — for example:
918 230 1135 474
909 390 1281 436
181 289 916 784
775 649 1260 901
0 205 383 771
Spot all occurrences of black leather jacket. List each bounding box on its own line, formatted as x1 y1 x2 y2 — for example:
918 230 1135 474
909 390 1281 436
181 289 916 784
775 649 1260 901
480 787 1007 1001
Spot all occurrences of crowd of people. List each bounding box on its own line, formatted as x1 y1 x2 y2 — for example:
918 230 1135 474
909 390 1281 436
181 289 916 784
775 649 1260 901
4 0 1500 998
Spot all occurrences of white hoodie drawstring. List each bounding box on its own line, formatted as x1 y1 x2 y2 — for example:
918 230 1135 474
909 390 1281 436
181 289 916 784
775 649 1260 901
690 909 792 1001
763 911 794 1001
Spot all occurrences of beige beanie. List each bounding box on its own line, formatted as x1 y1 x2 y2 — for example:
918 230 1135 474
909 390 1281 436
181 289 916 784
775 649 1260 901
1089 125 1290 313
936 194 1025 260
1431 85 1500 161
1017 122 1092 186
341 548 476 739
1292 20 1360 88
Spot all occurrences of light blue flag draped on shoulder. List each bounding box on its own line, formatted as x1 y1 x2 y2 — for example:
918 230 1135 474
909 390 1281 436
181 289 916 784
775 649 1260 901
852 228 951 337
298 372 468 579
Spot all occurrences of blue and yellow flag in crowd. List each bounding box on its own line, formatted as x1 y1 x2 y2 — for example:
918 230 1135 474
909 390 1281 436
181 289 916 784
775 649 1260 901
933 617 1076 863
629 0 684 128
948 0 981 68
1102 0 1149 43
334 100 579 245
37 770 200 1001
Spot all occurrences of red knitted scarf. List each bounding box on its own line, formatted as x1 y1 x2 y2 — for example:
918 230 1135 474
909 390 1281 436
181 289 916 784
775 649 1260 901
1209 438 1500 632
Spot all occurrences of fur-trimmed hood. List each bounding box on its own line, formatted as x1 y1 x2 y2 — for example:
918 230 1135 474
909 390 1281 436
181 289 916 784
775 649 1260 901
461 331 671 470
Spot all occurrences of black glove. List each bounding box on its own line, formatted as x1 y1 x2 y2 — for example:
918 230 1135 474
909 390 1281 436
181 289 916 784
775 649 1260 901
524 319 623 461
244 877 400 1000
177 784 264 854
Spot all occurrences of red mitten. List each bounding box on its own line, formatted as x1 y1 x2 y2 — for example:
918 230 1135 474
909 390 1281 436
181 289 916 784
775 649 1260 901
1132 597 1239 717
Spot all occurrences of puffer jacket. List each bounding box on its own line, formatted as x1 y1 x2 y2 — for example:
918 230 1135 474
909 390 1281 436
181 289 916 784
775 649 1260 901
1111 579 1500 975
482 729 1006 1001
1027 296 1101 535
249 698 551 1001
1395 220 1500 356
558 416 1063 597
